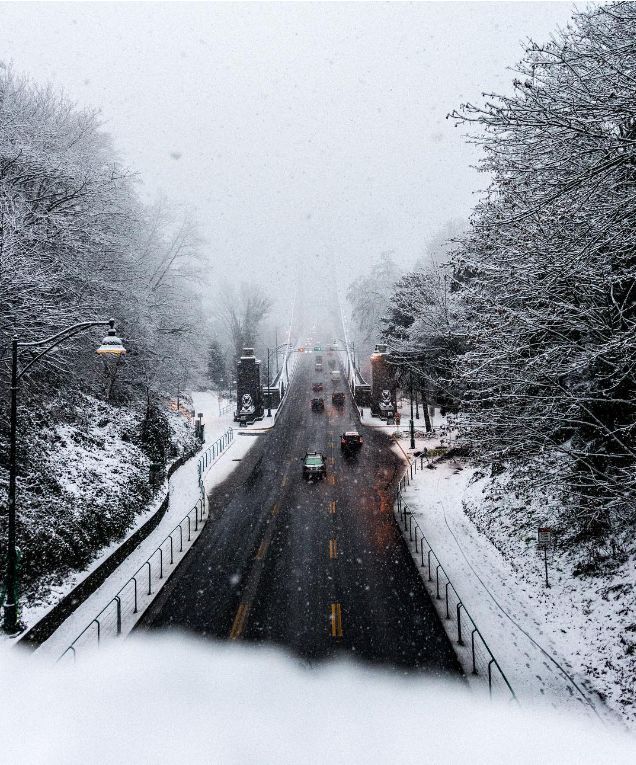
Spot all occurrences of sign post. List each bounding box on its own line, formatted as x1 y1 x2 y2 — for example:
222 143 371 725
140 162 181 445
537 527 553 588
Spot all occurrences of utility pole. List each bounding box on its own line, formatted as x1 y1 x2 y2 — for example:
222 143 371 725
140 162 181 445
275 327 279 375
409 370 416 450
267 348 272 417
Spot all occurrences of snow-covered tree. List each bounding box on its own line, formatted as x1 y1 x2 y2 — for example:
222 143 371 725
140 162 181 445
382 265 466 425
0 67 207 592
347 252 401 373
216 282 273 361
449 2 636 539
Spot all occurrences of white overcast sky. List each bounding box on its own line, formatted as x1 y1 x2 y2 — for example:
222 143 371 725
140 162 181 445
0 1 577 289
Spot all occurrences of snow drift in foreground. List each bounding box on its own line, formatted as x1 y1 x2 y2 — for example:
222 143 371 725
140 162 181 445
2 636 634 763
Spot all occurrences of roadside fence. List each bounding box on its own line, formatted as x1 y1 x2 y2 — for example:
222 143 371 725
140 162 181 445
58 428 236 663
395 488 516 702
58 495 207 663
219 400 234 417
198 427 234 490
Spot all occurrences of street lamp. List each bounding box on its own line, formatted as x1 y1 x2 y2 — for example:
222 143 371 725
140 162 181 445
3 318 125 634
266 347 272 417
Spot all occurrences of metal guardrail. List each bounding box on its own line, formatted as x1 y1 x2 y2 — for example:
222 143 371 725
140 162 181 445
198 427 234 486
58 495 207 663
58 428 236 663
219 400 234 417
396 465 516 702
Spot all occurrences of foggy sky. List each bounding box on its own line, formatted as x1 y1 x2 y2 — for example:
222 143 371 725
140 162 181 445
0 1 577 297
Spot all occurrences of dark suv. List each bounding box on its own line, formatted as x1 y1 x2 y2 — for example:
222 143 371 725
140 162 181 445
340 431 363 452
311 398 325 412
332 391 345 407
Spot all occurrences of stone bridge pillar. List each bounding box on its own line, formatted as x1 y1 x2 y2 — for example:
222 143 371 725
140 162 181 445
370 344 397 418
235 348 263 423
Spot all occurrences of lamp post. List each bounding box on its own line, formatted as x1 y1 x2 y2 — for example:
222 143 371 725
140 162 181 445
409 370 416 450
266 347 272 417
3 319 126 633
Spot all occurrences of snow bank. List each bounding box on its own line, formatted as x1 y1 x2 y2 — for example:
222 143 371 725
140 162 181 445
3 637 634 763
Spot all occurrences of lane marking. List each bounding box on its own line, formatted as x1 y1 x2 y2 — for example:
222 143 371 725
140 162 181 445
329 538 338 559
327 474 336 486
328 456 335 466
282 475 288 487
229 502 282 640
230 602 250 640
330 602 343 638
329 500 337 515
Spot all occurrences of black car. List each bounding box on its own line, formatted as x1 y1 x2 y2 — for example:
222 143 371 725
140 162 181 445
332 391 345 407
302 451 326 479
311 397 325 411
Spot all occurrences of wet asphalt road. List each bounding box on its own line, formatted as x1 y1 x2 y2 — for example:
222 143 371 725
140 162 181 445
138 353 461 676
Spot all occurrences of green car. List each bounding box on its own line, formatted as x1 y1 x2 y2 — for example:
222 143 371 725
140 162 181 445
302 451 326 480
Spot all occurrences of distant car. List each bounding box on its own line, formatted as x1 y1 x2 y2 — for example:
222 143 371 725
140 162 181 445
341 431 363 451
311 398 325 411
313 345 322 352
302 451 326 479
328 358 336 370
312 382 323 392
330 369 341 383
315 362 323 372
332 391 345 407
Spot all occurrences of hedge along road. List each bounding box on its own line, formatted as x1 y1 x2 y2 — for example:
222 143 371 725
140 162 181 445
138 352 461 676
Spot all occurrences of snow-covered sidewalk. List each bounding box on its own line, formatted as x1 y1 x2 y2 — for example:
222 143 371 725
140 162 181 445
397 453 618 727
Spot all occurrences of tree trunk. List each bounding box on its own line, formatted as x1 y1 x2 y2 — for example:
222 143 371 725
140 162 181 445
421 387 432 433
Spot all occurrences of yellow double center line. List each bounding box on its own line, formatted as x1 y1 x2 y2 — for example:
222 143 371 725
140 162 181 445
330 602 343 638
228 502 280 641
230 603 250 640
329 538 338 559
329 500 337 515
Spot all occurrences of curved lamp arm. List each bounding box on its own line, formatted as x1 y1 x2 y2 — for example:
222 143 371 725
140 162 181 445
16 319 113 381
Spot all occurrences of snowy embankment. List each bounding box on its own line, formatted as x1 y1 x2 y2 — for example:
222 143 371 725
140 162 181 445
33 390 262 660
388 422 633 730
14 394 196 631
4 636 636 764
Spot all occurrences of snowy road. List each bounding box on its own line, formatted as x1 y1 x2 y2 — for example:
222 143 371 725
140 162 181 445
139 354 461 675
